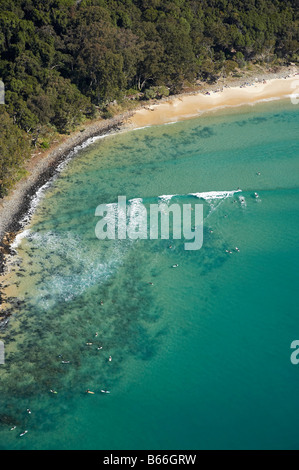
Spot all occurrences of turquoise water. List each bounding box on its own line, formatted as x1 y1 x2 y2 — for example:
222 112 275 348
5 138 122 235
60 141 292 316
0 100 299 450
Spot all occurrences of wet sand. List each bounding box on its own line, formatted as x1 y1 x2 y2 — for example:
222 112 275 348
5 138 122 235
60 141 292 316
128 75 299 129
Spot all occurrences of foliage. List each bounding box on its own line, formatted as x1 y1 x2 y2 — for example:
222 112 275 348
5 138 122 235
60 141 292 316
0 0 298 195
144 85 170 100
0 108 30 197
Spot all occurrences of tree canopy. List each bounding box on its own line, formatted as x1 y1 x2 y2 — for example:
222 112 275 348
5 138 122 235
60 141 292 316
0 0 298 196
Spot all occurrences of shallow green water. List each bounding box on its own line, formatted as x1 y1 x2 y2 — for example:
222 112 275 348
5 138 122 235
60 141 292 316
0 99 299 449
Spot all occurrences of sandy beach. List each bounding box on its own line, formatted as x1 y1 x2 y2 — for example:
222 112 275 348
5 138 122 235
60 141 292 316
128 74 299 129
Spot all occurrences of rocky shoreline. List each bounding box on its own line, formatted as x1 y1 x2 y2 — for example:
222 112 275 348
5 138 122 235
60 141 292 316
0 111 133 298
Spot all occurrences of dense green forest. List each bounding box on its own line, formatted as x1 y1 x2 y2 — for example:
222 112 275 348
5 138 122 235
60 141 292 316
0 0 298 196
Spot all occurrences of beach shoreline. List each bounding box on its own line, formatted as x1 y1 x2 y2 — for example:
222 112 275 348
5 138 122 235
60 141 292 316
0 65 298 276
0 113 131 255
127 71 299 129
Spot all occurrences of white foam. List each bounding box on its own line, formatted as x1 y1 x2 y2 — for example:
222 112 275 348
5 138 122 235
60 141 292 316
18 180 53 231
10 229 31 250
131 125 151 131
128 197 143 204
28 231 127 310
158 194 177 203
186 189 243 219
156 190 241 203
249 96 281 104
188 189 242 200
